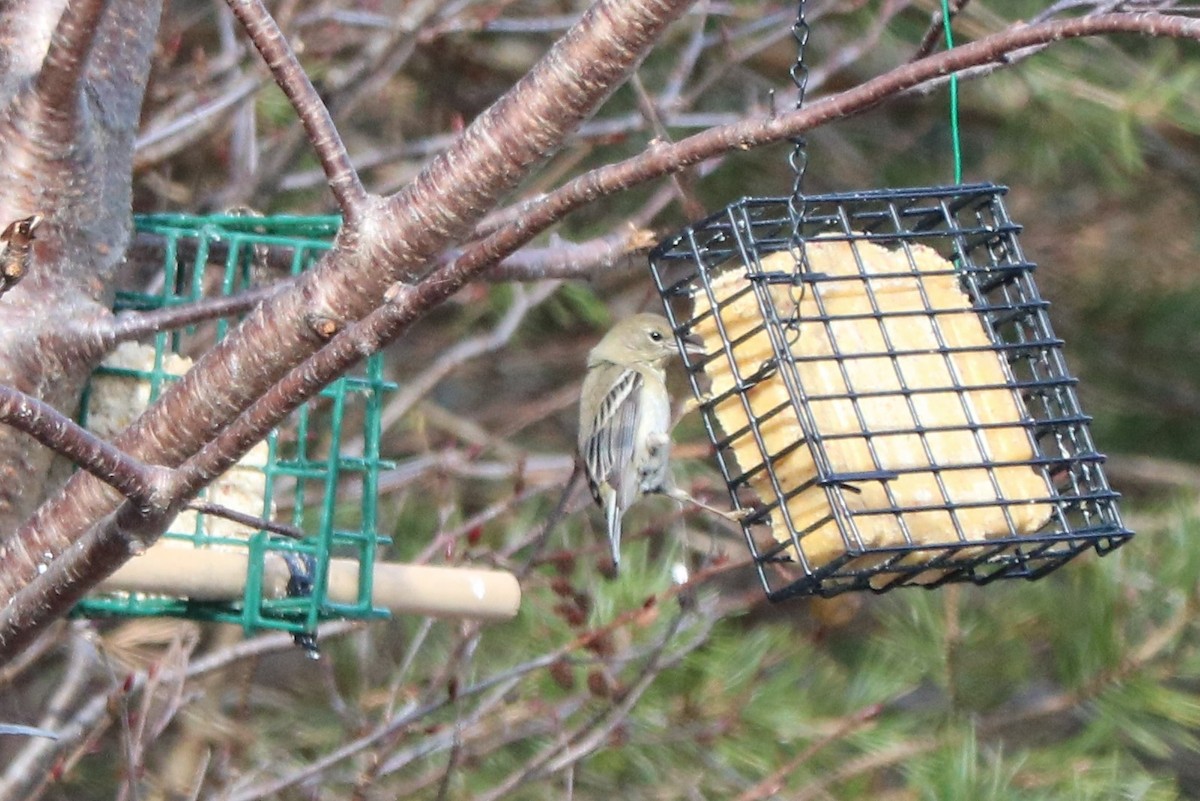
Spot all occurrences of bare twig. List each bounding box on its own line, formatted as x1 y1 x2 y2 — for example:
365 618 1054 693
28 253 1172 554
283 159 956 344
912 0 972 61
215 562 742 798
0 627 99 801
223 0 367 219
474 606 714 800
98 282 286 346
0 623 363 801
133 75 262 170
0 385 170 505
0 622 66 689
255 0 440 203
183 500 305 539
629 73 707 220
733 702 882 801
483 227 656 281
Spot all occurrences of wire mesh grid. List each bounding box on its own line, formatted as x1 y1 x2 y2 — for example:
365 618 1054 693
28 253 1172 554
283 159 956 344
649 183 1131 599
74 214 395 636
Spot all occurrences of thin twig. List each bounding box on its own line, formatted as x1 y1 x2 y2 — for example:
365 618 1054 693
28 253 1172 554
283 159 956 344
733 702 883 801
225 556 746 798
183 500 306 539
256 0 440 202
133 75 262 169
629 73 707 220
475 607 714 800
912 0 972 61
0 623 363 801
0 622 66 689
483 228 656 281
223 0 367 219
0 627 99 801
99 282 286 346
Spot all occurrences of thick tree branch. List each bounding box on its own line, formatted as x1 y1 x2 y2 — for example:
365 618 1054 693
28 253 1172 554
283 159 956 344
0 3 65 100
469 11 1200 285
30 0 110 139
224 0 367 220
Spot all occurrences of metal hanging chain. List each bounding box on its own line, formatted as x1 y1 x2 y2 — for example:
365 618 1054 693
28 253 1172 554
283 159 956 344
785 0 810 346
786 0 810 227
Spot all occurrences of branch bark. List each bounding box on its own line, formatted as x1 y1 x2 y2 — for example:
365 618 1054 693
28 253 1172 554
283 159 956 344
0 386 170 505
224 0 367 220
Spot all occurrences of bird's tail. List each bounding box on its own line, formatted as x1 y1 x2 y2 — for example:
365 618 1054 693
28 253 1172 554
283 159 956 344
604 489 622 574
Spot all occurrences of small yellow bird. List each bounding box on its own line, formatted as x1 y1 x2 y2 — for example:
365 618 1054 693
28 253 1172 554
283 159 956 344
577 313 704 572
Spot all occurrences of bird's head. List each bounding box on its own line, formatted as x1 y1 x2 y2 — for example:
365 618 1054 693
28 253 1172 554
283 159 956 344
587 313 703 368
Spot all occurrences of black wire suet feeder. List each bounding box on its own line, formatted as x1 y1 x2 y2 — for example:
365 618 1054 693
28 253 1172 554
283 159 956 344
648 7 1131 600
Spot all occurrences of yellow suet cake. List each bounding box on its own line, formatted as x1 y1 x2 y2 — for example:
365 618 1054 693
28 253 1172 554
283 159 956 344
689 239 1053 583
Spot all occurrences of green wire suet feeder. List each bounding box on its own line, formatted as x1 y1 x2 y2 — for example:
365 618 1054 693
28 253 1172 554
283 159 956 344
75 214 520 644
647 6 1131 599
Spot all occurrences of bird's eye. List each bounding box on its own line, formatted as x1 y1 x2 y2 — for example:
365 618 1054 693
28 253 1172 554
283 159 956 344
649 330 664 342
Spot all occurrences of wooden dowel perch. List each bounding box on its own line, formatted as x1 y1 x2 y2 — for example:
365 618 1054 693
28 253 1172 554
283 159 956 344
97 548 521 621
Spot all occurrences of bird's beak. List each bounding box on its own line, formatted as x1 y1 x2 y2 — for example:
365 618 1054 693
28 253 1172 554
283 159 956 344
681 331 706 357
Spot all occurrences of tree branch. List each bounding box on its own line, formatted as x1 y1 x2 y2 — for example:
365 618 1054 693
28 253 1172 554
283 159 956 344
29 0 111 140
224 0 367 220
479 227 655 282
0 622 363 801
251 0 439 206
0 385 169 506
912 0 972 61
96 282 287 346
3 8 1195 665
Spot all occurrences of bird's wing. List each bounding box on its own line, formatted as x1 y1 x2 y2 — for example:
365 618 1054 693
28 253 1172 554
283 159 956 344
582 365 643 506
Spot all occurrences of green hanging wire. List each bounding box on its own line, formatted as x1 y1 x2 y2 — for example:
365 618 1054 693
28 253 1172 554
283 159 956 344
941 0 963 183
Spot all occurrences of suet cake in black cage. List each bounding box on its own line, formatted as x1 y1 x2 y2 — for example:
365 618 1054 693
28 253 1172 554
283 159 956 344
649 184 1131 599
